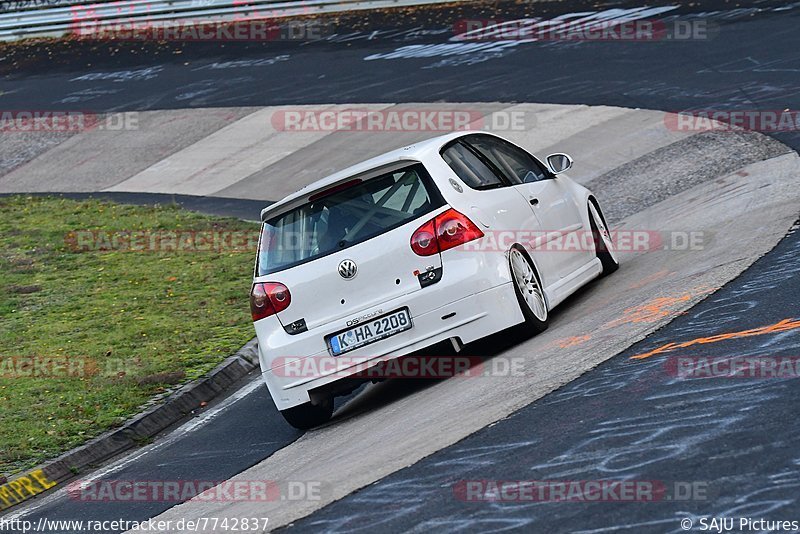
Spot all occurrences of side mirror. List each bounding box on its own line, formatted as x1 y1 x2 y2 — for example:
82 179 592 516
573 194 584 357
546 153 573 175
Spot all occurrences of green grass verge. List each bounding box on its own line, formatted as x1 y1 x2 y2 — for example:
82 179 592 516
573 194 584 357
0 196 259 476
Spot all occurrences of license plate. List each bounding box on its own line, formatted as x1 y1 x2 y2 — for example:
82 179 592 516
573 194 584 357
328 308 412 356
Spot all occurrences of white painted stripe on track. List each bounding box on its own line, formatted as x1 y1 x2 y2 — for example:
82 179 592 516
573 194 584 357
4 103 700 200
104 105 396 196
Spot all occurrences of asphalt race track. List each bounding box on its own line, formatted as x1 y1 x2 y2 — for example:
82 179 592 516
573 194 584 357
283 225 800 533
0 2 799 145
1 0 799 532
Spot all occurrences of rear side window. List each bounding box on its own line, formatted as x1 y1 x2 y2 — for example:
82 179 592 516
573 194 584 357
465 134 548 184
441 142 504 190
257 163 443 275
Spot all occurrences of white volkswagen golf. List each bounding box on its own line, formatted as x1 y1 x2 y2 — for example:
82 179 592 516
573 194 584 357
251 131 618 428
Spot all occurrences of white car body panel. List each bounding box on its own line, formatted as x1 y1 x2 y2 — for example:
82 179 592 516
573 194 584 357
253 131 608 411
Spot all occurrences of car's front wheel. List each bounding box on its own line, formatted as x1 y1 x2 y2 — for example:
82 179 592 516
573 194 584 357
509 246 549 334
280 397 334 429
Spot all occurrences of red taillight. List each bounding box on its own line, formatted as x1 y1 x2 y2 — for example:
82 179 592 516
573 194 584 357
435 209 484 252
250 282 291 321
410 219 438 256
410 208 484 256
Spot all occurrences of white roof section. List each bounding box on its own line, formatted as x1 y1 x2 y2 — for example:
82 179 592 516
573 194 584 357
260 130 479 220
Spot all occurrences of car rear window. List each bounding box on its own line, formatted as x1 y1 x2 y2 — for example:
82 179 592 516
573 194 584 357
257 163 444 275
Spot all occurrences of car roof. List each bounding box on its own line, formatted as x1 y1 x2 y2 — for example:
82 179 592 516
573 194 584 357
260 130 485 220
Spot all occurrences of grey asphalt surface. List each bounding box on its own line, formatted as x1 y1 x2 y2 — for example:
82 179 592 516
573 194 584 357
583 130 790 221
283 223 800 533
1 0 799 531
0 1 798 150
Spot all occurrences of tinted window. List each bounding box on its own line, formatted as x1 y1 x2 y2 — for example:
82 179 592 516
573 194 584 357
257 164 443 275
466 135 548 184
441 142 504 189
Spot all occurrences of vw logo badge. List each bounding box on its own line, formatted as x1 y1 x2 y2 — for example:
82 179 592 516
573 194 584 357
338 259 358 280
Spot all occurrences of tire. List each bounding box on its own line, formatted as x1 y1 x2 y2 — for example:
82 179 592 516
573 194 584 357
280 397 334 430
588 200 619 276
509 246 549 334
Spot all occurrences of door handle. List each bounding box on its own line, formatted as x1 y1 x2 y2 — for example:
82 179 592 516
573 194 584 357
529 198 539 206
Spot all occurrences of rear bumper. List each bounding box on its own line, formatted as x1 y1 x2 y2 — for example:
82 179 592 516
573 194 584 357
259 281 523 410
